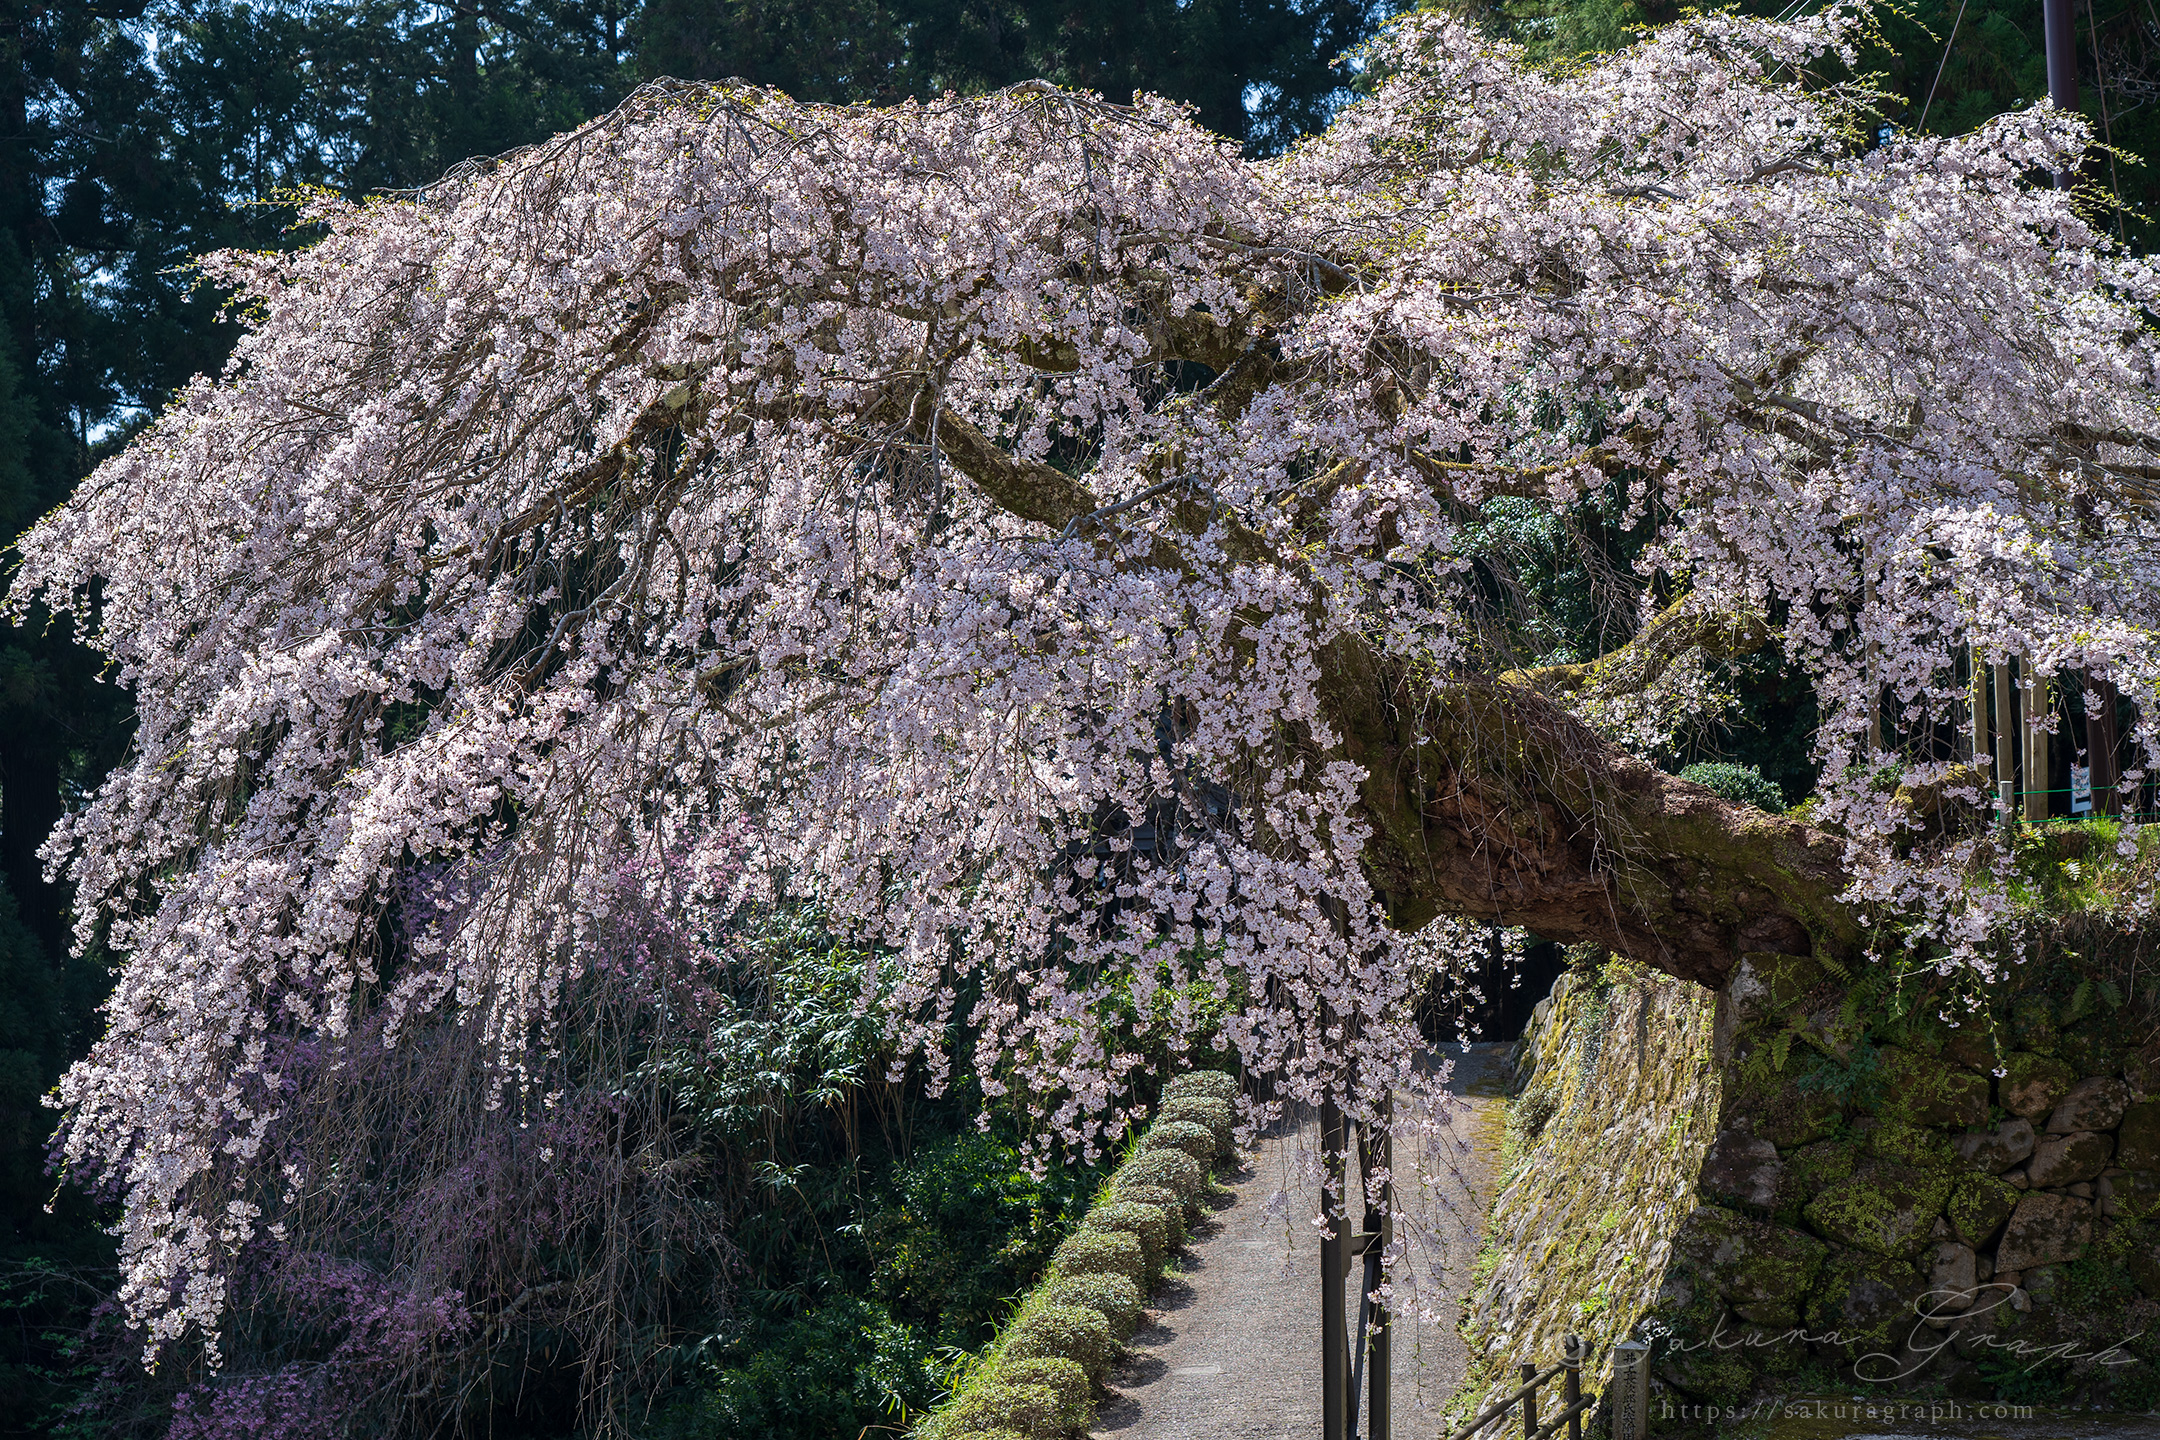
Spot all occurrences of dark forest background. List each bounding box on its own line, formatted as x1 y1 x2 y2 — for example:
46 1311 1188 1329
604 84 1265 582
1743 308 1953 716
0 0 2151 1432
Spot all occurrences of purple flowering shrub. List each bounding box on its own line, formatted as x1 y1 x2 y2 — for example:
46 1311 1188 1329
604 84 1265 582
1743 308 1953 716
114 858 743 1440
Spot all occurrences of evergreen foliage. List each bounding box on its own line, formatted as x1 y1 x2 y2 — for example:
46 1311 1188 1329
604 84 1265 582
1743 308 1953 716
1677 761 1789 814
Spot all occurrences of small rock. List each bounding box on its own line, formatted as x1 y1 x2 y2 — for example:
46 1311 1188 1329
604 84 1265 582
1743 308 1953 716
2047 1076 2132 1134
2006 1168 2030 1189
1877 1045 1990 1127
1946 1172 2019 1249
1993 1267 2022 1289
1953 1117 2036 1173
2000 1052 2077 1120
1803 1162 1953 1258
1700 1130 1783 1210
2119 1099 2160 1168
2068 1181 2095 1199
2009 1287 2031 1312
1993 1192 2094 1271
1927 1241 1978 1312
2026 1131 2113 1189
2100 1170 2160 1220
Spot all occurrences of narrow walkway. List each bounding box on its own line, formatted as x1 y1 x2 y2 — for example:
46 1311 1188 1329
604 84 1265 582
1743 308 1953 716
1093 1045 1513 1440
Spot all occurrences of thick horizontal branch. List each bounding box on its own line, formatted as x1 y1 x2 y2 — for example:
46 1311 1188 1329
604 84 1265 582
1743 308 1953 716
1502 599 1772 700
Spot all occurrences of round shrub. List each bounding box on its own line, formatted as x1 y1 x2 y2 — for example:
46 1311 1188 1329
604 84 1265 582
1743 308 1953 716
1118 1146 1202 1202
1039 1272 1144 1340
1164 1070 1237 1104
1110 1183 1189 1247
1139 1118 1219 1169
1082 1200 1168 1278
1677 761 1786 813
942 1383 1074 1438
1051 1227 1146 1284
1002 1302 1116 1378
995 1357 1091 1416
1159 1095 1234 1156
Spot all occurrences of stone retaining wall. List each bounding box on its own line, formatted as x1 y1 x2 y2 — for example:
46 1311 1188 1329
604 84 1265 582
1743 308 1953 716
1462 945 2160 1419
1458 956 1723 1407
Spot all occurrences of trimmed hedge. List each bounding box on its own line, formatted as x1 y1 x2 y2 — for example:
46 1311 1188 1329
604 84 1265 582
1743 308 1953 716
912 1071 1238 1440
1081 1201 1168 1279
1117 1146 1202 1202
941 1383 1077 1437
1159 1095 1234 1156
1109 1184 1188 1248
1164 1070 1237 1104
1001 1302 1116 1378
1137 1118 1218 1168
1050 1227 1146 1285
998 1358 1090 1413
1037 1272 1144 1341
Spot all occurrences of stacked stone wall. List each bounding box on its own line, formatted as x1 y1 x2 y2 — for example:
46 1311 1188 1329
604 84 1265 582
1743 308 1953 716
1460 957 1724 1403
1462 945 2160 1419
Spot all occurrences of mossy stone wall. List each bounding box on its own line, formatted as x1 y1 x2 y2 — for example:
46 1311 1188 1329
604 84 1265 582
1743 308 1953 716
1463 946 2160 1417
1462 959 1724 1401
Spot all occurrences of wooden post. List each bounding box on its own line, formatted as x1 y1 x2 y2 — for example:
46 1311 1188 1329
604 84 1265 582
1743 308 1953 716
1993 660 2015 823
1520 1360 1537 1440
1865 564 1883 754
1563 1334 1584 1440
2025 665 2051 824
2087 670 2123 814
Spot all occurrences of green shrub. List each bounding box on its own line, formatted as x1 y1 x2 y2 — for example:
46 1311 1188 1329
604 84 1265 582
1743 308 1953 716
1138 1118 1218 1168
1117 1146 1202 1201
1677 761 1786 813
1038 1272 1144 1340
994 1357 1091 1414
1081 1201 1168 1278
1159 1095 1233 1156
1164 1070 1237 1104
1001 1303 1116 1378
677 1295 936 1439
942 1382 1076 1437
1109 1182 1188 1246
1051 1227 1146 1284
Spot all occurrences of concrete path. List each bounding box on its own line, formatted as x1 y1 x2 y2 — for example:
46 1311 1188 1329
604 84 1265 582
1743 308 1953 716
1093 1045 1514 1440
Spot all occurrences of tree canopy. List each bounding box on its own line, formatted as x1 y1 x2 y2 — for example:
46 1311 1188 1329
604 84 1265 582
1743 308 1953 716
15 4 2160 1361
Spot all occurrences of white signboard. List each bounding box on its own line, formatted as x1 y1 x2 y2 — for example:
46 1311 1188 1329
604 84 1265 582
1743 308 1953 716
2071 764 2093 815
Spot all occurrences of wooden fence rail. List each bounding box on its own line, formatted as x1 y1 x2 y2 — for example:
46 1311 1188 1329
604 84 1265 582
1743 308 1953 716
1446 1334 1596 1440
